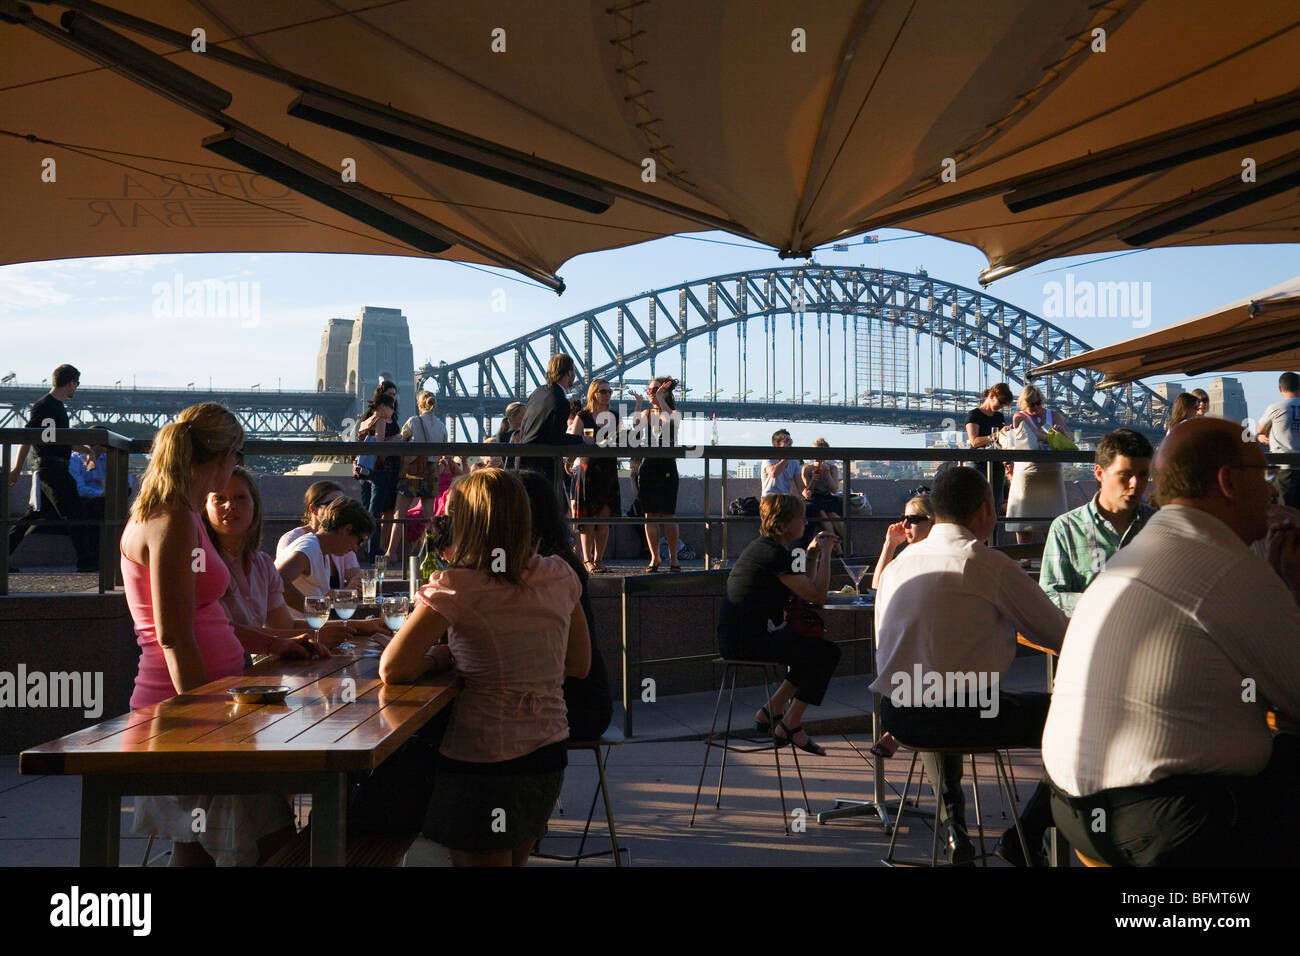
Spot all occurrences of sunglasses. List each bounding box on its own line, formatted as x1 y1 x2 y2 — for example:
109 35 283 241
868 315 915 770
902 514 930 525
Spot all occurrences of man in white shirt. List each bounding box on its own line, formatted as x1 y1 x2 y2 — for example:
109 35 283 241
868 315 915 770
874 466 1067 864
761 429 804 497
1043 418 1300 864
1257 371 1300 508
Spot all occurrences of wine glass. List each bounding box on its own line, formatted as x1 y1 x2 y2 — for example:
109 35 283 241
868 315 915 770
332 589 359 652
382 595 408 631
374 554 387 588
840 558 871 596
303 595 332 654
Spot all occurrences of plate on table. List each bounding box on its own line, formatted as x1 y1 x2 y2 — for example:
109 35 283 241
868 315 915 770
823 591 865 605
228 685 292 704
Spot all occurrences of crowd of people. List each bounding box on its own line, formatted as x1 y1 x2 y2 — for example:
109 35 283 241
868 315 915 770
9 361 1300 867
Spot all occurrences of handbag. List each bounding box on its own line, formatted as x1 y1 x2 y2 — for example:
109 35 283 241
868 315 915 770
356 434 377 473
782 594 826 640
401 415 432 484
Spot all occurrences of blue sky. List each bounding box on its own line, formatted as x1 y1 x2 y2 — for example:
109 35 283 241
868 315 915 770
1 228 1296 453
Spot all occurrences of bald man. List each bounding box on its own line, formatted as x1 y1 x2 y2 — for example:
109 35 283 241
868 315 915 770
1042 418 1300 865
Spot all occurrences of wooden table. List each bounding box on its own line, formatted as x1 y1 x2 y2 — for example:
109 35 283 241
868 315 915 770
19 646 457 867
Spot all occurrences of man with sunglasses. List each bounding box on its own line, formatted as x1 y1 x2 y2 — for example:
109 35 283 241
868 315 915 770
1038 429 1155 616
1044 417 1300 864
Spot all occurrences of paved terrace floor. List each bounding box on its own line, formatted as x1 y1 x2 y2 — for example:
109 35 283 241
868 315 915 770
1 664 1064 867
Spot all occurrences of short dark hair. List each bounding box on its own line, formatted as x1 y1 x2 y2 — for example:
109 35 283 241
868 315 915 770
771 429 791 444
318 497 375 538
52 364 80 387
1281 372 1299 392
1156 426 1247 501
1095 428 1154 470
931 466 991 525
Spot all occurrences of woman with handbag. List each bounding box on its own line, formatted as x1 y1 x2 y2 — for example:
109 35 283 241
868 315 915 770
716 494 841 756
387 390 449 562
1005 384 1072 545
356 391 401 560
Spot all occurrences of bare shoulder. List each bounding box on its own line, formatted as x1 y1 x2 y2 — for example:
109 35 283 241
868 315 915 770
124 501 194 563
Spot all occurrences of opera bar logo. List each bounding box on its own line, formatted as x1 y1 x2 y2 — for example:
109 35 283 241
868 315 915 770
151 271 262 328
889 666 1000 718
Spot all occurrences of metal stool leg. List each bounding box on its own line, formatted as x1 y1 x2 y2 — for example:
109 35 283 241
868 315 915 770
970 753 986 865
994 751 1033 866
884 750 921 865
690 663 730 827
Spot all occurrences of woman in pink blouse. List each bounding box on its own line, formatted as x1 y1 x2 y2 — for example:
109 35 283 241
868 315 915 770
203 467 331 655
380 468 590 867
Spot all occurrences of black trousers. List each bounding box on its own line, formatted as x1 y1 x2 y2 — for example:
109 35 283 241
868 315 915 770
1279 469 1300 509
718 627 841 707
1050 734 1300 866
881 691 1054 840
7 460 96 569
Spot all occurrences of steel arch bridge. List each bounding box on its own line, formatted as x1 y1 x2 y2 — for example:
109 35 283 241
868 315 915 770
422 265 1168 440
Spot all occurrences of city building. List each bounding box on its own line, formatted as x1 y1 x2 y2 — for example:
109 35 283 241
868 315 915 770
315 306 417 416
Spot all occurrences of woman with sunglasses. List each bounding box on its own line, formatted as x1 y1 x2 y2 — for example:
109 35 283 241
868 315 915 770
1006 385 1071 545
568 379 621 574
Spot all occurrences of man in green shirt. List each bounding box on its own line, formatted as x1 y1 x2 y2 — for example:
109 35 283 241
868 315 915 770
1039 428 1156 615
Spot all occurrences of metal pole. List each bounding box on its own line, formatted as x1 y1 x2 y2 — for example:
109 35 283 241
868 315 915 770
1 440 10 596
842 457 853 559
720 458 728 566
703 453 712 571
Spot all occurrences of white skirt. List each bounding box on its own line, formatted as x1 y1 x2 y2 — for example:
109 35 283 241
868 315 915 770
133 793 293 867
1005 464 1067 533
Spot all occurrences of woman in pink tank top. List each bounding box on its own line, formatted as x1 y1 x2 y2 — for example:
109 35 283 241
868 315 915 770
120 403 305 866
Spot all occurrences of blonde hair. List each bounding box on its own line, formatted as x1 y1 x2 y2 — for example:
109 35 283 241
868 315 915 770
760 493 805 538
447 469 535 585
905 495 934 519
1018 384 1045 411
416 390 436 413
133 403 242 521
585 379 609 412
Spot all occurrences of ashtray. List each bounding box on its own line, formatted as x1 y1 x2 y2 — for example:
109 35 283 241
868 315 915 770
228 685 292 704
823 591 863 605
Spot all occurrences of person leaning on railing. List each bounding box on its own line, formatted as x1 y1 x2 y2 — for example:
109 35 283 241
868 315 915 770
716 494 841 756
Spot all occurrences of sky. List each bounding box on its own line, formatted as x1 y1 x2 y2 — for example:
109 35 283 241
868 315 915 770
1 227 1296 456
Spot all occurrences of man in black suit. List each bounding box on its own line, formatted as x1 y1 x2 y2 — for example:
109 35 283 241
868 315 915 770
514 353 587 483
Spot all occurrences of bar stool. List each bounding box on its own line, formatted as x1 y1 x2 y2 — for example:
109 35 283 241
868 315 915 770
883 743 1032 867
534 729 628 866
690 658 810 834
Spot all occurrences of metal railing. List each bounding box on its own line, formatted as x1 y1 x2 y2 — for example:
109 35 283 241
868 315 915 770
6 427 1300 595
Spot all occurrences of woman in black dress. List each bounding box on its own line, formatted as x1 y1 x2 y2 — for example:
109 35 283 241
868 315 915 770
630 376 680 572
717 494 841 755
568 378 621 573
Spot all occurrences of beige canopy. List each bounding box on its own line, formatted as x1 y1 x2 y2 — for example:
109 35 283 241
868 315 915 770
1031 275 1300 387
1 1 1297 291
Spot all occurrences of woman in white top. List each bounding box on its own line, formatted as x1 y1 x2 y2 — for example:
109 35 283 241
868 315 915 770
1005 384 1072 545
204 467 328 657
276 480 361 591
386 390 451 562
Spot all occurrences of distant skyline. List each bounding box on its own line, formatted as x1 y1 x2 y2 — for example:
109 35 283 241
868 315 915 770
1 228 1296 450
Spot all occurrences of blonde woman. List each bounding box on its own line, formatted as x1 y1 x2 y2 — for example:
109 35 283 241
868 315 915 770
120 403 299 866
388 390 450 560
381 469 589 867
630 376 681 571
1005 385 1071 545
568 378 621 573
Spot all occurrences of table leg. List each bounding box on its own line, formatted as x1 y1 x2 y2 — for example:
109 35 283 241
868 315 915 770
80 777 120 867
310 775 348 867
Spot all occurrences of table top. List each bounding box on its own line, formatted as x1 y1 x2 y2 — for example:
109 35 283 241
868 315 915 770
19 645 457 777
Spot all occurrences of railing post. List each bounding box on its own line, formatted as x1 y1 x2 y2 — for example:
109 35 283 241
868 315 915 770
702 452 711 570
720 457 728 566
1 440 10 596
842 456 852 558
99 441 129 594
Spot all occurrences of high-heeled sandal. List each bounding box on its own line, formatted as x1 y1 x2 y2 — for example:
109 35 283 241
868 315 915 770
775 719 827 756
753 705 784 734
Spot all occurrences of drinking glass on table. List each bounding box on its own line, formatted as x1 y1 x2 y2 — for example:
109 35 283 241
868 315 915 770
840 558 870 595
360 568 378 604
382 594 408 631
303 595 332 654
332 589 359 652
